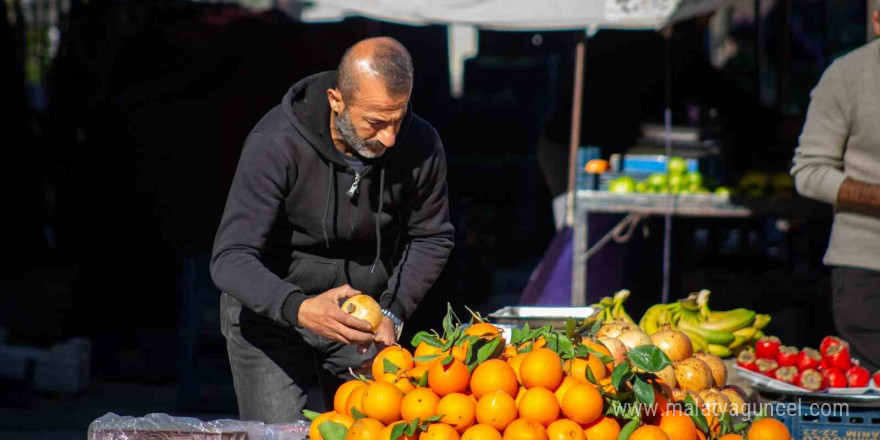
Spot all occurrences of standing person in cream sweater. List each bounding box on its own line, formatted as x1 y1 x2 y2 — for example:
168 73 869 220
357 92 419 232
791 9 880 371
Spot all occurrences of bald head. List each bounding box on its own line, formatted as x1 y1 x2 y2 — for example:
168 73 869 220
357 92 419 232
337 37 413 103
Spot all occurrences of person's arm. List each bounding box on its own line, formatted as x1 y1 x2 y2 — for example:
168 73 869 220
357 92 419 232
791 62 850 205
837 177 880 214
211 132 374 344
379 127 455 322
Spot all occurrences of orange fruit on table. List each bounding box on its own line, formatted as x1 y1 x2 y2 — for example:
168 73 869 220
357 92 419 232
597 377 617 394
373 346 415 381
465 323 500 338
382 421 418 440
583 415 621 440
546 419 586 440
719 435 744 440
475 390 517 431
415 340 446 367
346 417 385 440
311 411 355 440
657 411 697 440
560 383 602 425
341 294 383 332
335 380 368 414
519 348 563 390
346 385 368 417
503 418 549 440
401 387 441 421
381 372 416 394
581 338 615 372
564 356 607 383
629 425 671 440
461 424 503 440
428 357 470 397
420 423 461 440
517 387 560 427
514 386 526 407
503 345 518 359
437 393 477 433
747 418 791 440
471 359 519 399
408 365 429 382
361 381 403 425
553 377 577 405
585 159 609 174
507 354 526 384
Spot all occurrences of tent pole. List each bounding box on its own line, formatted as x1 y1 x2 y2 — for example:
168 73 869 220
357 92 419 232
565 38 586 227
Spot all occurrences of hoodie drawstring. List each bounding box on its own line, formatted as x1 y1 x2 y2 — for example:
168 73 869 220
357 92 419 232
322 162 334 248
371 166 385 274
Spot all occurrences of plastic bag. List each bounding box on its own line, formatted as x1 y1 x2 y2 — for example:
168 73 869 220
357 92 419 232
88 413 310 440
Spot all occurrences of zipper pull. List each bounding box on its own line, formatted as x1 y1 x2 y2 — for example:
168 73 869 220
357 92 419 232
347 172 362 199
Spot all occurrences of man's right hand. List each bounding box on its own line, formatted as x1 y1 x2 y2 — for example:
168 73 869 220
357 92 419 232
297 285 376 345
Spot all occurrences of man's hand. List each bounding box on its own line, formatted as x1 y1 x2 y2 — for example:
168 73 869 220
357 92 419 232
297 285 375 345
374 317 397 349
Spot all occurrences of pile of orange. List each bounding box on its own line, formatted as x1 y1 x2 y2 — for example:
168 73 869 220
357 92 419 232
310 322 792 440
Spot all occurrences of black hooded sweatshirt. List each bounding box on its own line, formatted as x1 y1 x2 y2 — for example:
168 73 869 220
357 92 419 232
210 71 454 327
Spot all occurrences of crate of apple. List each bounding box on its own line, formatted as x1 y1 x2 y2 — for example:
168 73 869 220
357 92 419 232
735 335 877 394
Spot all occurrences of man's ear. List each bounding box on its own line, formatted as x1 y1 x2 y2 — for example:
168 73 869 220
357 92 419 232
327 88 344 114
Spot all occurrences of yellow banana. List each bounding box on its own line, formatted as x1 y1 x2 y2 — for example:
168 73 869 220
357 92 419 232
701 309 756 332
680 329 709 352
677 320 735 345
708 344 733 358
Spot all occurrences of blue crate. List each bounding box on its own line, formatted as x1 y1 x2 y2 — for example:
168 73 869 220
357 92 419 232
770 399 880 439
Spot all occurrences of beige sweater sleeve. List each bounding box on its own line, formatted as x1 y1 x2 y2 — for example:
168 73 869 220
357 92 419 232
791 62 850 205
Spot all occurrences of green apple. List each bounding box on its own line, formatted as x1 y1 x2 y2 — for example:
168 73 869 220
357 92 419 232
647 173 668 188
685 171 703 187
667 157 688 176
608 176 636 194
668 174 684 191
635 181 650 193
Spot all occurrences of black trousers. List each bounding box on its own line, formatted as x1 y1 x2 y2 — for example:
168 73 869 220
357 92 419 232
831 266 880 372
220 293 375 423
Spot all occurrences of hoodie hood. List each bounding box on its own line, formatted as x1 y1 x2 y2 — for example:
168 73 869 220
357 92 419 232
282 70 413 168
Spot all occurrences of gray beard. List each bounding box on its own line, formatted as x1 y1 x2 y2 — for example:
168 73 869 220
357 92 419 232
335 110 386 159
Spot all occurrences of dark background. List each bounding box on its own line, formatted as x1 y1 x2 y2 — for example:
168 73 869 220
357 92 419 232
0 0 870 436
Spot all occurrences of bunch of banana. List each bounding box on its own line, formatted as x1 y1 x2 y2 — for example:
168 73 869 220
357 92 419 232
587 289 636 326
639 289 771 358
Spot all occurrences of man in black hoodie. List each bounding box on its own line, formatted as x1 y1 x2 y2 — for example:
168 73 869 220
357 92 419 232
211 37 454 422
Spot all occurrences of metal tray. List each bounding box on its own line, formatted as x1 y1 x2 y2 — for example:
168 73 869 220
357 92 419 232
488 306 598 330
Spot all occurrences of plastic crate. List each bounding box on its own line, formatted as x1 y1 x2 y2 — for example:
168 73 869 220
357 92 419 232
770 398 880 439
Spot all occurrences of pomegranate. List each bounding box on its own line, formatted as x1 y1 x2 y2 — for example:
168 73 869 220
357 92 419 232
597 337 628 365
617 329 652 351
694 352 727 388
671 388 705 409
654 364 677 388
673 357 714 392
719 387 747 415
340 294 383 332
698 389 731 415
650 326 694 362
595 319 631 339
